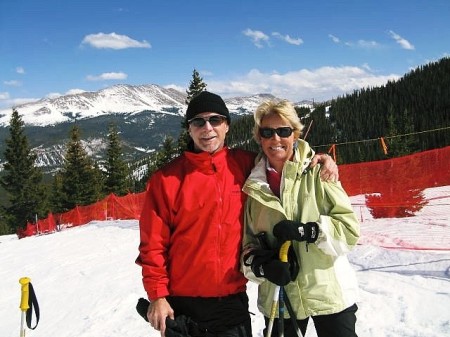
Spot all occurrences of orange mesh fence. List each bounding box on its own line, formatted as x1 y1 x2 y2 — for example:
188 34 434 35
340 146 450 196
17 146 450 250
339 146 449 220
17 192 145 238
105 192 146 220
340 146 450 250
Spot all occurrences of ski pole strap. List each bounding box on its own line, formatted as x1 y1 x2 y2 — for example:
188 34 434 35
19 278 40 330
26 283 40 329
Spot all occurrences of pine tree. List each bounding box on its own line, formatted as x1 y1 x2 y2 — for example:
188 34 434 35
157 136 177 168
177 69 208 153
185 68 207 104
0 109 47 232
104 123 130 196
227 114 258 152
386 106 417 158
143 136 178 183
49 172 65 214
59 125 104 211
92 161 105 199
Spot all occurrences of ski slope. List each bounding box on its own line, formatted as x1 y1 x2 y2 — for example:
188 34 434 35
1 186 449 337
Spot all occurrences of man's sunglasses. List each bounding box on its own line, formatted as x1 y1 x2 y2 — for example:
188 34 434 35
259 127 294 139
188 115 227 127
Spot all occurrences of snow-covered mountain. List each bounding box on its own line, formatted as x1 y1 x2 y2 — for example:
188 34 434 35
0 84 287 173
0 84 281 127
0 84 187 127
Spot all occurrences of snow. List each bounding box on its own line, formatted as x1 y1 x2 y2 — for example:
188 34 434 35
0 84 272 128
0 84 186 127
1 186 449 337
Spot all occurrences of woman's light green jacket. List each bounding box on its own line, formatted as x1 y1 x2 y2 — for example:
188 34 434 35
242 140 360 319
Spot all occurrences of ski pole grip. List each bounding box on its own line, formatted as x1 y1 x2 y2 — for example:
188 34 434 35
19 277 31 312
279 241 291 263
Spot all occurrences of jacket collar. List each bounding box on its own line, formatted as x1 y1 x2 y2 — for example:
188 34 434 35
184 146 229 174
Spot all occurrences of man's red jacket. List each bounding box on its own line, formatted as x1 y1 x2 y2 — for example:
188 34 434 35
136 147 256 300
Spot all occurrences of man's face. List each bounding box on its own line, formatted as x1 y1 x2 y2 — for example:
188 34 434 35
188 112 229 154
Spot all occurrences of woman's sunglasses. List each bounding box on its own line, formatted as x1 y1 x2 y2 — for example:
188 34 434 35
259 127 294 139
188 115 227 127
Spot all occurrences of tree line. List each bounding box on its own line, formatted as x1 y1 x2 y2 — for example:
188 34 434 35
226 57 450 163
307 57 450 163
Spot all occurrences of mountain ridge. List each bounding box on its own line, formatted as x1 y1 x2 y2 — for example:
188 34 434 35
0 84 313 173
0 84 313 127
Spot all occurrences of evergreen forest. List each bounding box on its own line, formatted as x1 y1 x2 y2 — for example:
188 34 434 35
227 57 450 163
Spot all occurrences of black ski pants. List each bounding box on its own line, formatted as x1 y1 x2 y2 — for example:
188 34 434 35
264 303 358 337
167 292 252 337
203 322 251 337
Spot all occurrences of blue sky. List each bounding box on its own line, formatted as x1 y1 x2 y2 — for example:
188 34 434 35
1 0 449 110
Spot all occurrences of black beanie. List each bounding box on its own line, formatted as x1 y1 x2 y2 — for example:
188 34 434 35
185 91 230 123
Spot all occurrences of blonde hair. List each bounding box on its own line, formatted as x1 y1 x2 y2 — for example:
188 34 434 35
252 99 304 144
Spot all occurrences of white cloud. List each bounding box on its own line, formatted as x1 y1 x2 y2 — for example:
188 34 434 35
86 72 128 81
44 89 86 100
0 64 402 112
361 63 372 71
272 32 303 46
81 32 151 50
45 92 62 99
244 29 304 47
199 70 213 77
388 30 415 50
4 80 21 86
66 89 87 95
16 67 25 74
0 92 10 100
0 89 87 110
208 66 400 102
0 95 40 110
14 98 39 106
328 35 380 49
356 40 380 49
344 39 381 49
164 84 185 92
329 34 340 43
243 29 270 48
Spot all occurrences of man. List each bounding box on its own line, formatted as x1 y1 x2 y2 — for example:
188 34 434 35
136 91 337 337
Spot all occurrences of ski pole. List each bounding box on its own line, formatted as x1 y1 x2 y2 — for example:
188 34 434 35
278 241 291 337
283 290 303 337
266 241 290 337
266 285 280 337
19 277 31 337
278 243 303 337
278 287 285 337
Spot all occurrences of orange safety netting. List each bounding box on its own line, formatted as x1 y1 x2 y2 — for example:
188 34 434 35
17 146 450 249
18 192 146 238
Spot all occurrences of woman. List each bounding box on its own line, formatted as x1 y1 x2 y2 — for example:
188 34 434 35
241 100 360 337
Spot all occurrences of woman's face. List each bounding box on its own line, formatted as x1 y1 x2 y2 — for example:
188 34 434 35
259 113 297 171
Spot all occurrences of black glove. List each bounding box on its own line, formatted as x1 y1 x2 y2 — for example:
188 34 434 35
165 315 200 337
244 249 291 286
136 298 150 322
273 220 319 243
